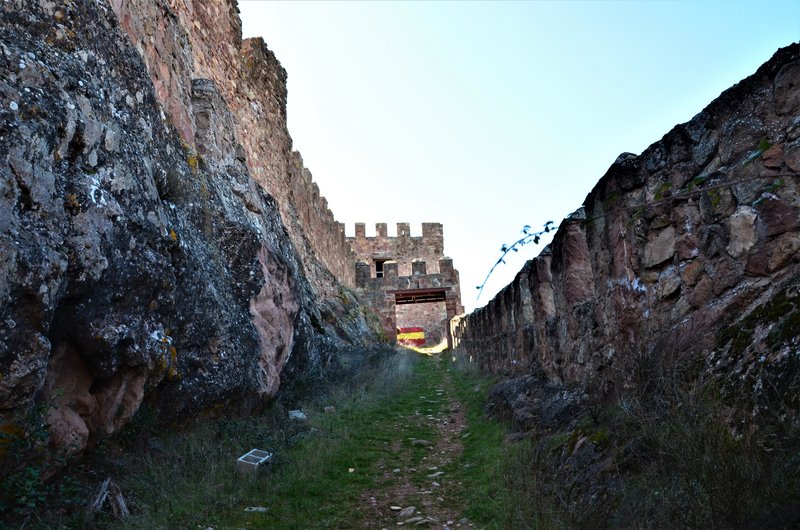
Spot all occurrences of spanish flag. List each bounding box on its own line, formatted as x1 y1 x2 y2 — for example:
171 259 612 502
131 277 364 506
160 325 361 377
397 326 425 346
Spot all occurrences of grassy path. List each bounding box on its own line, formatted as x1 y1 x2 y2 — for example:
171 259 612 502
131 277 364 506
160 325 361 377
104 350 512 529
230 352 505 529
32 347 795 529
47 346 788 530
358 358 470 528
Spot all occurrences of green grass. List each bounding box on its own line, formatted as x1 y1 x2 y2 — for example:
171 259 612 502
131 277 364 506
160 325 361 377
7 340 796 530
113 350 436 529
78 349 513 529
23 346 793 530
446 360 507 524
446 358 565 530
17 349 568 529
104 348 568 529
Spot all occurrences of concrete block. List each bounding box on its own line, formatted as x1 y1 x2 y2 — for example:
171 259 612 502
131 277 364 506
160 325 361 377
237 448 273 476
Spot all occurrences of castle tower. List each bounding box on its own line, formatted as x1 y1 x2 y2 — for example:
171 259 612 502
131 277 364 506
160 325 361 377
346 222 463 348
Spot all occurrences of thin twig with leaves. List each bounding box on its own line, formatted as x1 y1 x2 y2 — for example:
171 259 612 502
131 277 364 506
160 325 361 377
475 138 797 302
476 221 556 300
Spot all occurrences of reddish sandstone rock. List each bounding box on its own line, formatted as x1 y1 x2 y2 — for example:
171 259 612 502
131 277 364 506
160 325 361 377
676 233 701 260
46 407 89 457
768 232 800 272
560 224 594 307
250 246 299 399
757 196 800 237
680 259 706 286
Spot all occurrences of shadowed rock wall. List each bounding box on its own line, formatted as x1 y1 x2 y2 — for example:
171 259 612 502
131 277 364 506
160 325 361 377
452 44 800 430
0 0 379 457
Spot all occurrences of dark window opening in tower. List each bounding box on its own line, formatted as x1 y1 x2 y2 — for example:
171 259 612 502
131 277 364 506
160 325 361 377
375 259 389 278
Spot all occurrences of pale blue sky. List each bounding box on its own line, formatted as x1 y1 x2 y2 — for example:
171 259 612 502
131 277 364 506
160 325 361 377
238 0 799 312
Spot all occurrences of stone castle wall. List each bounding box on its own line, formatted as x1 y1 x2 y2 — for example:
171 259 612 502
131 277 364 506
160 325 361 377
357 262 463 343
348 222 445 277
452 44 800 428
351 222 464 345
109 0 355 289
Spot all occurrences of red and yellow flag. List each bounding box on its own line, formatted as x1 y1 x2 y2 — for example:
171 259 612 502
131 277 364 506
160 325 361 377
397 326 425 346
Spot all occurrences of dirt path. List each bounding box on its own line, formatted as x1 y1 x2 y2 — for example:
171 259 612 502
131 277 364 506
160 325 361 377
359 361 475 529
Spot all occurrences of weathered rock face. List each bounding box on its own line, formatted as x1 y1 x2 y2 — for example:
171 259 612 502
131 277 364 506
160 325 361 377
0 0 380 456
486 375 584 433
452 43 800 430
109 0 356 293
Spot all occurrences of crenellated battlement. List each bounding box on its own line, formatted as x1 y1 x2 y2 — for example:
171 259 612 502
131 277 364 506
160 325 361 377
347 222 445 278
107 0 459 348
352 222 443 241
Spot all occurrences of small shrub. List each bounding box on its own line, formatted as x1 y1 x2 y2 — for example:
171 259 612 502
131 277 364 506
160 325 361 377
0 402 55 515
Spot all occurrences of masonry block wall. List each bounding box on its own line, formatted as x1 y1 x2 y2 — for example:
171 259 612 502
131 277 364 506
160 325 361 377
109 0 355 291
108 0 463 345
351 223 463 346
348 223 444 277
451 44 800 436
288 152 356 286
